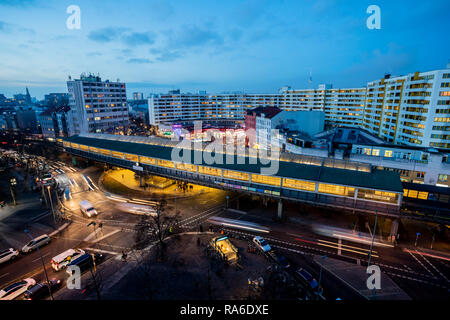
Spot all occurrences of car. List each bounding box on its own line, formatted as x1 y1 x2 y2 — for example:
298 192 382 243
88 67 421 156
0 278 36 300
22 234 51 253
276 255 291 269
66 253 104 276
252 236 272 252
51 248 85 271
79 200 98 217
0 248 19 265
295 268 319 290
24 279 61 300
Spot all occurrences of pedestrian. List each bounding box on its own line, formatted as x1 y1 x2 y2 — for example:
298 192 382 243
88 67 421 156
199 225 203 233
122 250 127 262
197 237 201 246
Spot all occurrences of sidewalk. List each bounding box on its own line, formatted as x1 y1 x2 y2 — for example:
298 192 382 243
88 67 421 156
313 255 411 300
100 169 212 200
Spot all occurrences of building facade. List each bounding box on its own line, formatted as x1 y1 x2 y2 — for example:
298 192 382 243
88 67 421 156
67 74 129 135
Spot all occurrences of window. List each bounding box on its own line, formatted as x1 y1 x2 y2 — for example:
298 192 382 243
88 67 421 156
283 178 316 191
252 174 281 186
176 163 197 172
318 184 355 197
125 154 138 162
438 174 448 183
157 159 175 168
384 150 393 157
111 151 123 159
223 170 250 181
198 166 221 177
372 149 380 156
140 157 155 165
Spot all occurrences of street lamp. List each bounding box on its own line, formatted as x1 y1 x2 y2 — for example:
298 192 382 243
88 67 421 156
317 255 326 298
367 210 378 267
47 185 56 224
24 229 54 300
9 177 17 205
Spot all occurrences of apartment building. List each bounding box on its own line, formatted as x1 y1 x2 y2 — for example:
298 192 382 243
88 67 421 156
67 74 129 135
363 68 450 149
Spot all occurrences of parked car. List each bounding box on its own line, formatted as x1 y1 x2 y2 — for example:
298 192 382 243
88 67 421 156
0 278 36 300
79 200 98 217
22 234 51 253
24 279 61 300
51 248 85 271
252 236 272 252
0 248 19 265
295 268 319 290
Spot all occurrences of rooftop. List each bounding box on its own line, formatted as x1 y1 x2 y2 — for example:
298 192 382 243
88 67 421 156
63 134 404 193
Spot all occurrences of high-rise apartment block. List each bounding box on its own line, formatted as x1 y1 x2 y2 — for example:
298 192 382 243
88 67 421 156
148 66 450 150
67 74 128 135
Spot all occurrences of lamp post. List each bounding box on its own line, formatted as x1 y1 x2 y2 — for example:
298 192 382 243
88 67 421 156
317 255 327 299
24 229 54 300
367 210 378 267
9 178 17 206
47 185 56 224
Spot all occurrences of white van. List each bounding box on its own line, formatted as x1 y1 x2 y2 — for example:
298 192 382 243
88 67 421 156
79 200 98 217
22 234 51 253
51 248 85 271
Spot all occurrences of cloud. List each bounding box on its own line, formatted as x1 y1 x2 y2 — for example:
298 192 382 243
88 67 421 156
150 48 183 62
0 0 36 6
88 28 155 47
127 58 153 64
166 24 224 49
122 32 156 46
88 27 128 43
0 20 34 34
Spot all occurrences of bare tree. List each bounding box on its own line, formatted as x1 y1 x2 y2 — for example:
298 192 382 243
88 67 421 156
134 199 179 260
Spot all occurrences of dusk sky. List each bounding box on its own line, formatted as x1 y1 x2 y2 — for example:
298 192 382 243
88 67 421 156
0 0 449 99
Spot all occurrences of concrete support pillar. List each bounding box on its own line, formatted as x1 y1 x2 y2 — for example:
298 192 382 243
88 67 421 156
277 199 283 219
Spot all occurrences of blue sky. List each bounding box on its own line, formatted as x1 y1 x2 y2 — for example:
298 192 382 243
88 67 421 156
0 0 449 99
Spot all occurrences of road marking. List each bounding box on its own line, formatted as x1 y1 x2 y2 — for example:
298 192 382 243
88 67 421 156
407 250 437 279
91 229 121 243
415 249 449 283
31 211 51 222
85 247 120 255
0 273 10 279
32 252 50 263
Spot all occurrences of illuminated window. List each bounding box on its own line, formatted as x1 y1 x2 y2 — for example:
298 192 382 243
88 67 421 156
403 189 409 196
407 190 418 198
99 149 110 156
140 157 156 165
79 145 89 151
252 174 281 186
89 147 99 153
198 166 221 176
372 149 380 156
363 148 372 156
384 150 393 157
71 143 80 149
223 170 250 181
111 151 124 159
283 179 316 191
125 154 139 162
318 184 355 197
418 192 428 200
157 159 175 168
176 163 197 172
